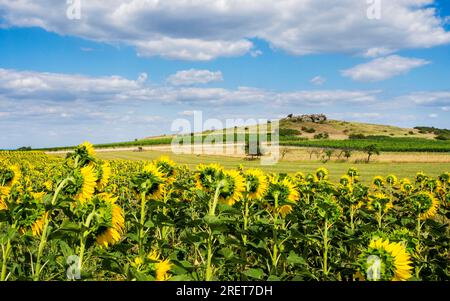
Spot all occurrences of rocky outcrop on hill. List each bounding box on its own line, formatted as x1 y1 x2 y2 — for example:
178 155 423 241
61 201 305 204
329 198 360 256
283 114 327 123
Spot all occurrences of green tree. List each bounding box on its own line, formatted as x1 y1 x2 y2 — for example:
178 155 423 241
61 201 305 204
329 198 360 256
363 144 380 163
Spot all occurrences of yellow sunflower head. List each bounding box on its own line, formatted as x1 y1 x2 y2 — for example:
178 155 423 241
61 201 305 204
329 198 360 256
73 164 98 203
412 191 439 220
155 259 172 281
367 192 393 213
315 167 329 181
372 176 384 188
79 141 96 157
267 176 299 204
358 238 413 281
438 172 449 185
132 164 166 199
340 175 352 187
94 193 125 248
347 167 359 178
219 170 245 206
96 161 111 190
400 178 413 194
0 164 21 188
154 156 177 183
279 204 293 218
294 172 305 182
30 213 48 237
415 172 427 184
386 174 398 186
0 195 7 211
243 169 268 201
195 163 223 192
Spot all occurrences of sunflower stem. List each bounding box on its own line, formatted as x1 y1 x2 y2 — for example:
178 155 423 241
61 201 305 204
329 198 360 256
271 194 279 273
78 210 96 275
350 205 355 231
323 218 329 278
1 239 11 281
242 200 249 246
33 218 49 281
416 217 422 244
209 182 223 217
139 192 147 254
205 235 213 281
34 176 71 281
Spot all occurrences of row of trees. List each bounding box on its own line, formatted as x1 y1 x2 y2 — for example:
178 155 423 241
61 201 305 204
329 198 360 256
278 144 381 163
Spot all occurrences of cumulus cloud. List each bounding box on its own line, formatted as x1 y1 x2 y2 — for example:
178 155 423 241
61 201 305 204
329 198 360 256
0 0 449 60
310 76 326 86
167 69 223 86
341 55 430 82
0 68 382 107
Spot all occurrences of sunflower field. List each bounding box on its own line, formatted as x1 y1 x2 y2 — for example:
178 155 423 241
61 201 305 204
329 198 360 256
0 142 449 281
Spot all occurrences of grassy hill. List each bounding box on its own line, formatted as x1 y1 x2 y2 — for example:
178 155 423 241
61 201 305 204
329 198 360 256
37 115 450 152
279 119 436 140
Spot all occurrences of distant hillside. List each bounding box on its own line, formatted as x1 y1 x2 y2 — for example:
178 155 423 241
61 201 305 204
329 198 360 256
38 114 449 152
278 114 437 140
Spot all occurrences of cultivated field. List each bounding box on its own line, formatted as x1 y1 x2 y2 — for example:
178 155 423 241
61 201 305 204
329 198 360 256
50 149 450 185
2 144 449 281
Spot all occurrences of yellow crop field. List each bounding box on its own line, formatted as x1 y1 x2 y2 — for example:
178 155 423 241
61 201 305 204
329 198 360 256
0 143 449 281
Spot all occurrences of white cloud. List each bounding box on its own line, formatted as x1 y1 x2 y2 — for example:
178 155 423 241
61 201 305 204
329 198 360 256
167 69 223 86
250 50 263 57
310 76 326 86
362 47 395 58
0 68 383 110
137 73 148 84
342 55 430 82
429 113 438 118
397 91 450 107
0 0 449 60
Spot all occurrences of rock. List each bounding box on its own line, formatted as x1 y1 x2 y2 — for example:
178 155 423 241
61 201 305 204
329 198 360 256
284 114 327 123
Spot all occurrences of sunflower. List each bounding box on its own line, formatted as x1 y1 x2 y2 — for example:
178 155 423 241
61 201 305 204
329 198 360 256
18 211 48 237
415 172 427 184
0 165 21 194
243 169 268 201
195 163 223 192
279 204 293 217
30 213 47 237
315 167 329 181
154 156 177 184
412 192 439 220
132 164 166 199
438 172 449 185
80 141 96 157
294 172 305 181
43 179 53 191
0 195 6 211
155 259 172 281
219 170 245 206
400 178 413 194
367 193 393 213
267 176 299 204
95 194 125 248
75 164 98 203
358 238 412 281
386 175 398 186
97 162 111 190
372 176 384 188
340 175 352 187
347 167 359 179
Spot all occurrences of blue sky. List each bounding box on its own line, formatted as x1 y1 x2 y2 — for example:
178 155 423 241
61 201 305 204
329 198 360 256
0 0 449 149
